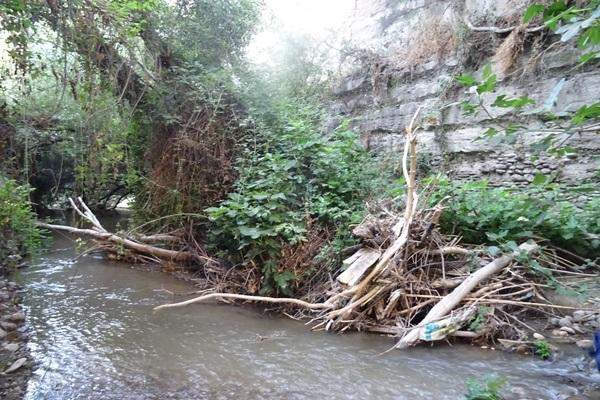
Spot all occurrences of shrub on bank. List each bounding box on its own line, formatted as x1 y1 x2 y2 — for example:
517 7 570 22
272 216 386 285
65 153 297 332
429 177 600 257
0 178 43 274
205 103 382 294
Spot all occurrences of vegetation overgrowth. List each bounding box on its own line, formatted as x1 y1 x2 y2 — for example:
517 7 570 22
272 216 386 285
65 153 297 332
0 178 43 274
430 177 600 257
205 100 383 294
0 0 598 328
464 375 505 400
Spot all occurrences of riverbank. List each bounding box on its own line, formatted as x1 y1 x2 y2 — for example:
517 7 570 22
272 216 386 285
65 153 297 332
0 274 31 400
0 227 594 399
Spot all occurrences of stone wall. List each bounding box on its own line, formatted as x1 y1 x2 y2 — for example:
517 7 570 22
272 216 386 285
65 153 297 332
328 0 600 186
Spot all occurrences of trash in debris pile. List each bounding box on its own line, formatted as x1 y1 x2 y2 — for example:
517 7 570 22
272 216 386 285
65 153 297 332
301 109 598 349
308 202 595 350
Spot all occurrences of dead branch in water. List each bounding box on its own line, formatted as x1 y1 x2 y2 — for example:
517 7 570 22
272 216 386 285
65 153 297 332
153 293 333 311
39 198 209 264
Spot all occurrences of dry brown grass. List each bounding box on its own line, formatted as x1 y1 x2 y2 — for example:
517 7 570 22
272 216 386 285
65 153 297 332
278 226 336 298
143 100 244 218
392 17 458 71
492 24 527 76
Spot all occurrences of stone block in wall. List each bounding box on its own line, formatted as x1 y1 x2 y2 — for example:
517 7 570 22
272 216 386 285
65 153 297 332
358 129 440 154
444 127 513 153
560 157 600 183
445 149 600 186
552 72 600 114
361 132 404 152
542 46 586 71
443 73 600 126
389 75 447 103
331 74 368 95
517 129 600 151
464 0 529 20
357 98 438 133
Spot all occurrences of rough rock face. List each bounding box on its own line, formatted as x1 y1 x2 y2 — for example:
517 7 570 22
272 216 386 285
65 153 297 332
328 0 600 187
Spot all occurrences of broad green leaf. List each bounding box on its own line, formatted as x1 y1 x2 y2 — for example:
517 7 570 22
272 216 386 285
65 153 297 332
251 193 269 200
482 64 493 80
455 74 477 87
461 101 479 116
572 102 600 125
491 95 535 108
578 51 599 64
524 4 545 23
238 226 261 239
477 67 497 94
481 127 498 138
577 25 600 49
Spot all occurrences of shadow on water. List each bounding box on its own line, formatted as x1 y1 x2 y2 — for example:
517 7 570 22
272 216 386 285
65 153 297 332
15 232 600 399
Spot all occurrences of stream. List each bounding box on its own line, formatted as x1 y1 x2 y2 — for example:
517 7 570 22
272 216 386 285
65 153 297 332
16 232 600 399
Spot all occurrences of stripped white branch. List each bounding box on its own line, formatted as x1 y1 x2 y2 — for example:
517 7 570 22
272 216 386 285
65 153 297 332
154 293 333 312
464 17 546 34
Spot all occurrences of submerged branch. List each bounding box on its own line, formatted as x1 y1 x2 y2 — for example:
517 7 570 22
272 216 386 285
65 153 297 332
153 293 333 311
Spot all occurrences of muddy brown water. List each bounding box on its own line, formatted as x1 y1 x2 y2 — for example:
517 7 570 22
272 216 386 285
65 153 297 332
16 233 600 399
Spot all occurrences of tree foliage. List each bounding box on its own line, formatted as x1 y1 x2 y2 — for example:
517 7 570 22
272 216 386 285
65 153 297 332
1 0 262 213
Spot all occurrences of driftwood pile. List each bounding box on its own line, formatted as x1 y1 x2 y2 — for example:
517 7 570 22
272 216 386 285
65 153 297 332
154 109 595 349
312 207 557 348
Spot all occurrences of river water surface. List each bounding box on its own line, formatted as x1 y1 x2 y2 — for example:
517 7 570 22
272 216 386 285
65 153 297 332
17 233 599 399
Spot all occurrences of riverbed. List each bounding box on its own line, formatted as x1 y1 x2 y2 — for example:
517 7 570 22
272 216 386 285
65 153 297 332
16 233 600 399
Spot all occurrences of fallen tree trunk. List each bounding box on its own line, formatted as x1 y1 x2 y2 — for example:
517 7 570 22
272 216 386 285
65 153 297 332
38 197 203 264
39 222 196 262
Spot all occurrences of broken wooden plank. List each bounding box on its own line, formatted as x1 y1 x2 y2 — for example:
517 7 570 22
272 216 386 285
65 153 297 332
342 249 363 267
337 248 381 286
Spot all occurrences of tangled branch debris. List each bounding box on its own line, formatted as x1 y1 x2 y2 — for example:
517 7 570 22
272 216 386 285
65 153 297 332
154 108 597 349
39 198 211 265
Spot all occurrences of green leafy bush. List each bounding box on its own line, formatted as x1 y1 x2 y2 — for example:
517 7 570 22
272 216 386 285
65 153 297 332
429 177 600 257
534 340 552 360
206 102 379 294
0 178 43 273
465 375 505 400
